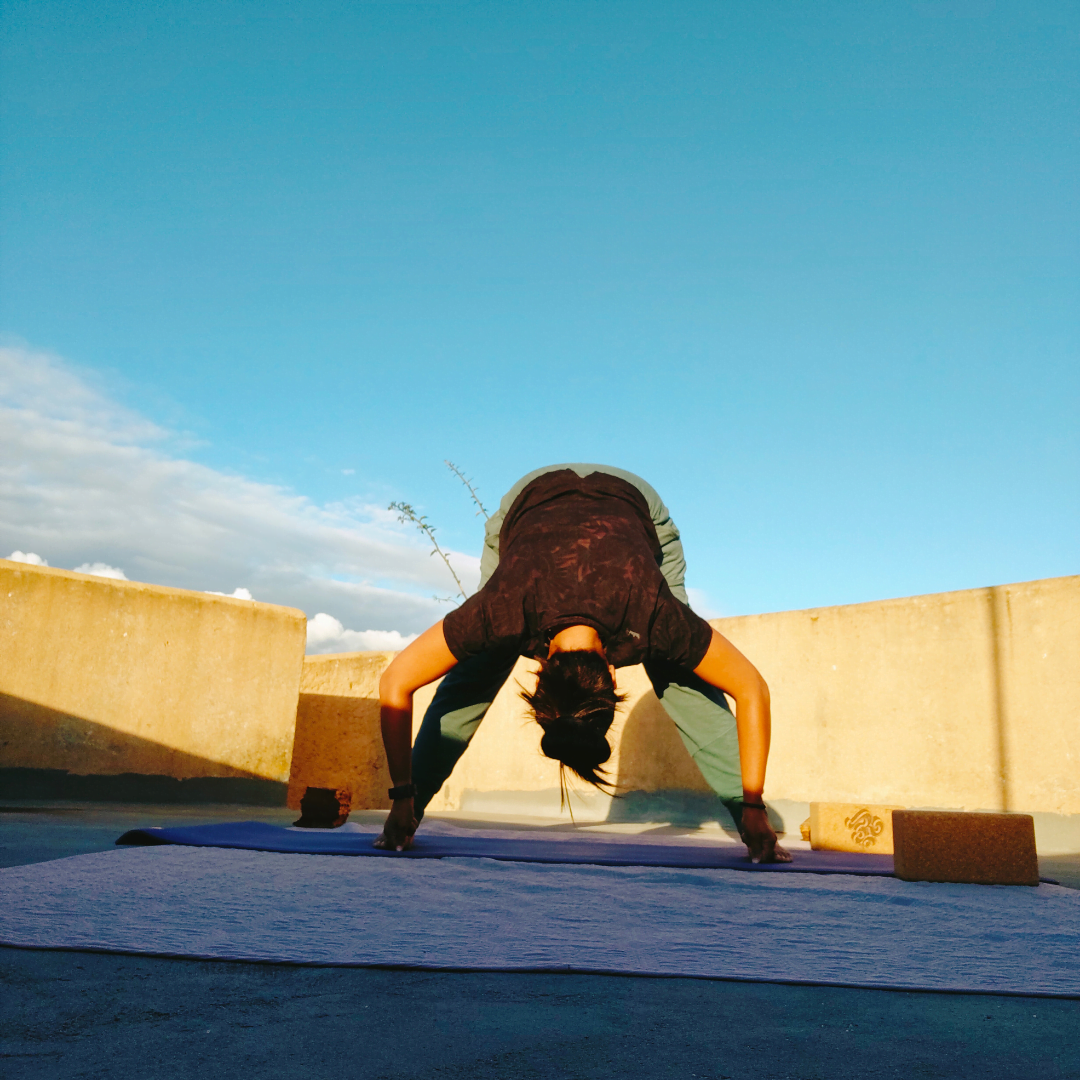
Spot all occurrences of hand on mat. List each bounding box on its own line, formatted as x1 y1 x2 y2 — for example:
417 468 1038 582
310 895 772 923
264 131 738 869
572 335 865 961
740 806 792 864
374 802 417 851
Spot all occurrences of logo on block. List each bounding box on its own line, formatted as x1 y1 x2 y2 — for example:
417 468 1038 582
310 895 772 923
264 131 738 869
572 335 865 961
844 808 885 848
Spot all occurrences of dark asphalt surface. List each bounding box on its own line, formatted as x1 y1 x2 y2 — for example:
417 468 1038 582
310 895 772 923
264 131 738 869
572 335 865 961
2 805 1078 1079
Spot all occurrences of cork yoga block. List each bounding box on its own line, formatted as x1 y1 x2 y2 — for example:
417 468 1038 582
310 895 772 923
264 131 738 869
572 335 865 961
809 803 903 854
892 810 1039 886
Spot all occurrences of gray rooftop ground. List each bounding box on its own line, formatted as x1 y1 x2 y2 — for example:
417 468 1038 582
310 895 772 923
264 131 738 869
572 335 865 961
2 804 1078 1080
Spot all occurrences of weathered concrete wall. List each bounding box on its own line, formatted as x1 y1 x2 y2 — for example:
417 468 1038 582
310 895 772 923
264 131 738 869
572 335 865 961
285 575 1079 819
285 654 697 814
0 560 307 783
726 575 1079 815
421 660 708 816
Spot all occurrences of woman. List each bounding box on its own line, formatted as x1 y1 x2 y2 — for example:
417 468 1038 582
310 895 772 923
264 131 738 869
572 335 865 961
375 464 789 863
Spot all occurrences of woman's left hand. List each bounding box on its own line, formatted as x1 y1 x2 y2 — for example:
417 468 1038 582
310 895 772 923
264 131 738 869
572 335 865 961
739 806 792 863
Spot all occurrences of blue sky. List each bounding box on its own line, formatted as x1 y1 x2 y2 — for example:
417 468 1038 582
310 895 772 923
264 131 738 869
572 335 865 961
2 1 1077 647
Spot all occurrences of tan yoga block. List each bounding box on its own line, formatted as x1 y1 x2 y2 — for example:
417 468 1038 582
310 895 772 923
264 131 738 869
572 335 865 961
809 802 903 853
892 810 1039 886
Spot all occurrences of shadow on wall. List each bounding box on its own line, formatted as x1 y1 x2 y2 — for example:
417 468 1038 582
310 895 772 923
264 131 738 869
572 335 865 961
607 687 741 835
0 692 287 805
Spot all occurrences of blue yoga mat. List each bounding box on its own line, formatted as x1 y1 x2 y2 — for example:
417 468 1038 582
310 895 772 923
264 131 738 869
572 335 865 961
116 821 896 876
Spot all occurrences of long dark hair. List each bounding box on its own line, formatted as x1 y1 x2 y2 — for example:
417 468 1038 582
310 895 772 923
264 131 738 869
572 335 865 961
522 650 626 790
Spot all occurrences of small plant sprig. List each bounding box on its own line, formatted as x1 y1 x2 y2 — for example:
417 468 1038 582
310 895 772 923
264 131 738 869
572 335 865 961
445 460 489 520
388 501 468 603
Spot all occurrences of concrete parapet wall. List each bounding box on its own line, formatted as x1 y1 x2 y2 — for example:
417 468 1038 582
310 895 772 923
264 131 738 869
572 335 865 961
421 660 712 816
286 574 1079 821
0 560 307 785
6 557 1073 823
726 574 1079 816
286 655 699 814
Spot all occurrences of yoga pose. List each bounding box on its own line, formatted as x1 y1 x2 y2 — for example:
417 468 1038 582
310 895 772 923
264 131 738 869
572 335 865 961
375 464 790 863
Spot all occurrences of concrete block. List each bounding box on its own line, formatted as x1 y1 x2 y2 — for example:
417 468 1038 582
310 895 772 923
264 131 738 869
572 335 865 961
892 810 1039 885
809 802 903 853
0 560 306 785
287 651 397 810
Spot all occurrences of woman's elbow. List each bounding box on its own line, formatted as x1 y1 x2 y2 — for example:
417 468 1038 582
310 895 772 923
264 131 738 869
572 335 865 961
748 670 770 709
379 665 409 708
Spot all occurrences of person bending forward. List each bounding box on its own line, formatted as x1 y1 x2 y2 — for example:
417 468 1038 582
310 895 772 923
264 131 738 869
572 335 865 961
375 464 790 863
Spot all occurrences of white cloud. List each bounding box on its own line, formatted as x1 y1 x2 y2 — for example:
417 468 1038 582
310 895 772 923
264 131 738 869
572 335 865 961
0 344 480 645
342 468 355 476
6 550 48 566
206 587 254 600
305 612 418 655
73 562 128 580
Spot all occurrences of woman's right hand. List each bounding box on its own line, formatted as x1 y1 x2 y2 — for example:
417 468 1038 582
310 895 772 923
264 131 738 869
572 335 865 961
374 800 417 851
739 805 791 863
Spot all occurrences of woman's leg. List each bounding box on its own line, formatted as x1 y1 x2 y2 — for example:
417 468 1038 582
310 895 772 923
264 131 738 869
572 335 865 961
642 659 747 832
411 650 518 820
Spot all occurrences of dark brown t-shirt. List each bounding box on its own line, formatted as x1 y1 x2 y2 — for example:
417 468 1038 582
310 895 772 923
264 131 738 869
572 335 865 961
443 470 714 670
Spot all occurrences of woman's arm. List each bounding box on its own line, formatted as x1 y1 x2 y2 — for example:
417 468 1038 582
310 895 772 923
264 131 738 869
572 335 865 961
693 629 790 863
374 620 458 850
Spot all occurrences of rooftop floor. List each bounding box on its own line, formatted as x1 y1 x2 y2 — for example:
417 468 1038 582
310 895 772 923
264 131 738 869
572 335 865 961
2 804 1078 1079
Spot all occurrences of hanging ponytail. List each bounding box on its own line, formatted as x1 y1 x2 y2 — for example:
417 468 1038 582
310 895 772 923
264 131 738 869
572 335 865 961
522 650 625 788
